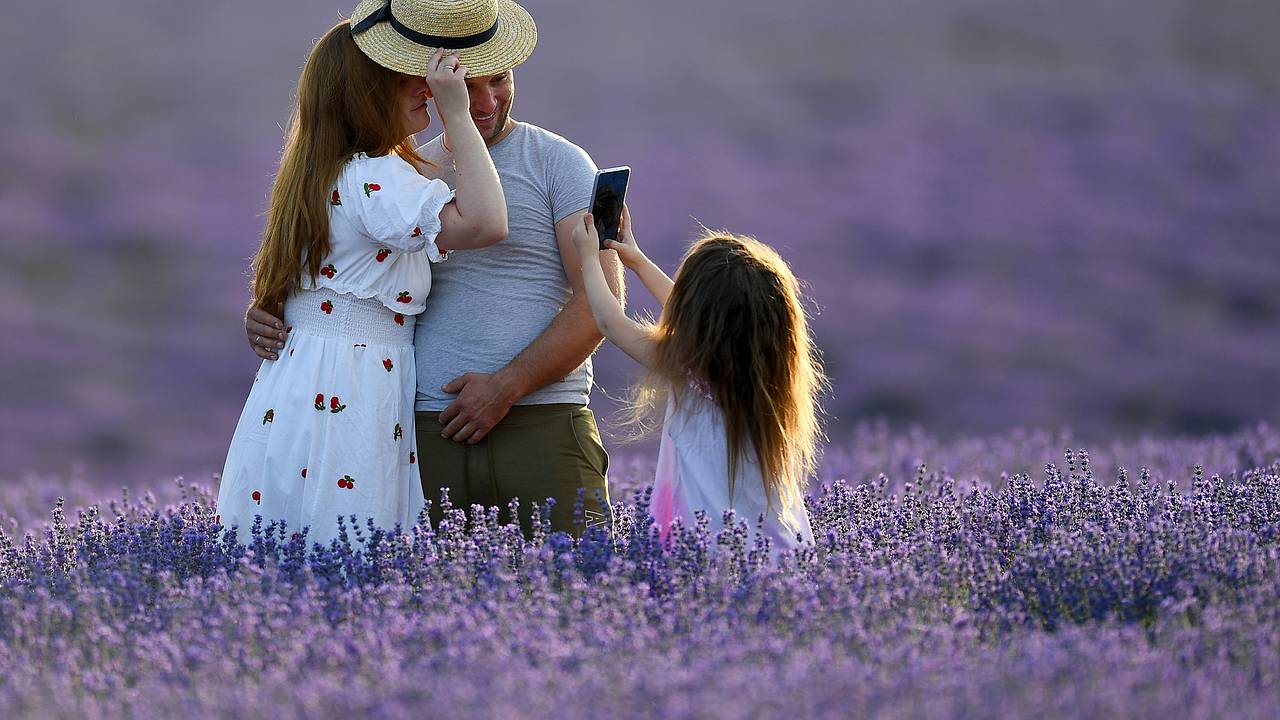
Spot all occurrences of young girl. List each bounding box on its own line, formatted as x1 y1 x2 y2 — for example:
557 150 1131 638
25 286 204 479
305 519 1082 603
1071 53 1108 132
215 22 507 546
572 209 825 551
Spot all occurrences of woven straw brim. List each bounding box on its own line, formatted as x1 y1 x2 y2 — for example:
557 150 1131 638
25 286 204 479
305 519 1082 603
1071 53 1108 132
350 0 536 78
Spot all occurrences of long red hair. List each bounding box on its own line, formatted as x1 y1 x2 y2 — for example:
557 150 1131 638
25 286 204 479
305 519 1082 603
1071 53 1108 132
251 20 425 311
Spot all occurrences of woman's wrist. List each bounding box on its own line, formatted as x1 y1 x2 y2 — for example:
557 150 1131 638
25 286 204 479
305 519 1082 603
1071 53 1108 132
438 108 476 133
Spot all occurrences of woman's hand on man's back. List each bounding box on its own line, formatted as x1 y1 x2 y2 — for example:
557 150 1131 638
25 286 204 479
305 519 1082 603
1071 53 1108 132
247 304 286 360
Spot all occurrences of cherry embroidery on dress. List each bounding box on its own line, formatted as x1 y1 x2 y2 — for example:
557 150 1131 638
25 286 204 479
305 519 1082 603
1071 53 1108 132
314 393 325 411
411 227 422 237
376 248 392 262
330 189 341 206
395 291 412 304
301 467 307 478
383 358 394 372
320 263 337 279
394 313 405 326
393 423 403 441
329 396 347 413
320 300 334 314
251 490 261 504
363 182 380 197
262 409 274 424
409 451 416 464
337 475 356 489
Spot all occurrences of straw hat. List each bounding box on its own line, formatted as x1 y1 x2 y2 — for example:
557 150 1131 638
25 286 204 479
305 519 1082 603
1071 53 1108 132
349 0 537 77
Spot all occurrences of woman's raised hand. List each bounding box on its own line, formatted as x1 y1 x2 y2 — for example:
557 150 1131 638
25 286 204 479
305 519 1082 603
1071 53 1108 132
425 49 470 122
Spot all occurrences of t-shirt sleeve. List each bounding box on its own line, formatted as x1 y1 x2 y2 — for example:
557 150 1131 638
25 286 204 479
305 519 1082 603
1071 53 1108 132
546 138 599 225
340 154 455 260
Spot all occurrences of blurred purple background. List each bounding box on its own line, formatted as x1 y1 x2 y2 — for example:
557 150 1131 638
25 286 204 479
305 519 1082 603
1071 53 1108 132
1 0 1278 484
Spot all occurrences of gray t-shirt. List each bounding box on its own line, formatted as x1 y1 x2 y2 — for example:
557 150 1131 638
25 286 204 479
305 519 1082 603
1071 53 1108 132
412 121 598 411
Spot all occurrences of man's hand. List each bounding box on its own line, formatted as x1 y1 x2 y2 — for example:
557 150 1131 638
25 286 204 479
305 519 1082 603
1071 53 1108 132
438 372 520 444
247 304 286 361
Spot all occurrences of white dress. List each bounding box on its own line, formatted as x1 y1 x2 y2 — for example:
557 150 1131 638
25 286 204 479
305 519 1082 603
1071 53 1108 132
216 152 454 546
650 382 814 554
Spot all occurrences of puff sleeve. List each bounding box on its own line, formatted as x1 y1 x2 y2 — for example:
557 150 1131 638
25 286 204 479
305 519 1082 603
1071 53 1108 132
338 153 455 261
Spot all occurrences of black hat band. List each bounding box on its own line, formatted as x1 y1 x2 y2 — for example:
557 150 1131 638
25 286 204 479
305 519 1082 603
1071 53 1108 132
352 3 500 49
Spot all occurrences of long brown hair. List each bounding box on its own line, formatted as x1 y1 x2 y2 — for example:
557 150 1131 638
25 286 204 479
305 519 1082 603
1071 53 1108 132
628 231 827 529
251 20 426 311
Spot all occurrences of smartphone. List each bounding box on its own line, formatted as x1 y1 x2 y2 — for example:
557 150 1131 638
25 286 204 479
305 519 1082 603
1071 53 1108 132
590 166 630 248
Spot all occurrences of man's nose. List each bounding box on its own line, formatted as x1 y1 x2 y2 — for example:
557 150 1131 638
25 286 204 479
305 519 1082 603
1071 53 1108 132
471 87 497 113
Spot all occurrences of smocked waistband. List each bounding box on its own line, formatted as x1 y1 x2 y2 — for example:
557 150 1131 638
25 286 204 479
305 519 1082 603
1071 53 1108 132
286 287 414 346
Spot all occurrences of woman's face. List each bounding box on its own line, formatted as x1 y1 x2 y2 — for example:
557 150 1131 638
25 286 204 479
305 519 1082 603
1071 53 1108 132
398 75 433 136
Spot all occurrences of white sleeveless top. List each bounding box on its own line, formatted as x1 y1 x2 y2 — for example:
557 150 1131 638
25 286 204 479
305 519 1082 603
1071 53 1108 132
650 383 814 554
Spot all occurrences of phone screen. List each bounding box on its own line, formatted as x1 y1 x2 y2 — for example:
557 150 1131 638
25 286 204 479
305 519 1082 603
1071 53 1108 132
590 167 630 248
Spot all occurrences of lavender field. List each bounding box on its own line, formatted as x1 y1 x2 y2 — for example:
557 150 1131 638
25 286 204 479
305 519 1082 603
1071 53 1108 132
3 427 1280 718
2 0 1280 716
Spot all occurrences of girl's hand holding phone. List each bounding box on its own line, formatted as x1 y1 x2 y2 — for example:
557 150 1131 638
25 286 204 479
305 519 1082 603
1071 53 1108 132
603 204 646 269
574 212 604 266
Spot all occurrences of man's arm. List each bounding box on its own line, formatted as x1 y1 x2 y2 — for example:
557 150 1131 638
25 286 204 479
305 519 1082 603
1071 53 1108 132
437 209 624 443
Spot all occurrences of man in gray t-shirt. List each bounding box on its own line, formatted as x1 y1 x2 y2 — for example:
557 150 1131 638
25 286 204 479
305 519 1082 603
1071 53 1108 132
413 121 599 412
248 34 623 536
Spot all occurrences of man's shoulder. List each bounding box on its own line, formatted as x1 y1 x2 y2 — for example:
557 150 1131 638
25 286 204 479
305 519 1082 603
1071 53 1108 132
516 121 575 147
411 123 588 159
414 133 448 160
512 122 593 163
511 123 596 220
411 134 451 180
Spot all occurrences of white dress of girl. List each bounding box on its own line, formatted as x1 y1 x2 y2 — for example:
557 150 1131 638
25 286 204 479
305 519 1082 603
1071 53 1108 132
216 152 454 546
650 382 815 554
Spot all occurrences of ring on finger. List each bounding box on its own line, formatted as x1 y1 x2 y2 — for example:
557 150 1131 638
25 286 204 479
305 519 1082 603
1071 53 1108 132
254 335 261 345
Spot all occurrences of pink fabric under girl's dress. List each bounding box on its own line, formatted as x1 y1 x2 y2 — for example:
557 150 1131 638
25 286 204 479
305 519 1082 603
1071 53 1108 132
650 383 814 553
216 152 454 546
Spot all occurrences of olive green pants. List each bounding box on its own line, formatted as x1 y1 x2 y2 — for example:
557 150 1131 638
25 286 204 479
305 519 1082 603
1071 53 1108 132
415 403 612 537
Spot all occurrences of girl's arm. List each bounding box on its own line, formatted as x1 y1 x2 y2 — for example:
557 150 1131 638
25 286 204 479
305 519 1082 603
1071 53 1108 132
605 205 673 306
572 213 658 369
427 51 508 251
